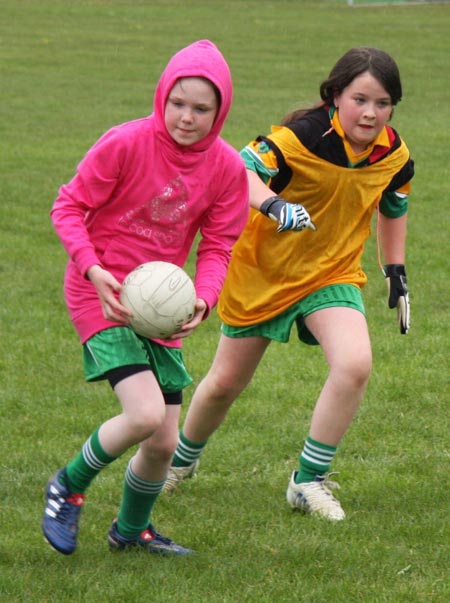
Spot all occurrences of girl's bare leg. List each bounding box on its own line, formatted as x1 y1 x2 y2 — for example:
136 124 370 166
182 333 271 442
305 306 372 446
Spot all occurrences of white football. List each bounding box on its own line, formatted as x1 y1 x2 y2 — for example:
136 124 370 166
120 261 196 339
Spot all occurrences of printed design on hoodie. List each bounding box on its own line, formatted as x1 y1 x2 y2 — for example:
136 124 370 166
119 176 188 245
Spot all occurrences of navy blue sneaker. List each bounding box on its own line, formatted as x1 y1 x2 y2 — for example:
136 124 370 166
42 469 85 555
108 519 193 556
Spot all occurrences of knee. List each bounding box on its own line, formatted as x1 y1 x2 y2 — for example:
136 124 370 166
125 406 166 441
140 432 178 465
157 429 179 460
203 370 244 404
347 352 372 388
333 351 372 391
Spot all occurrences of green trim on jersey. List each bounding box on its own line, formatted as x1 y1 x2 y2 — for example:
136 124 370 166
379 190 408 218
240 144 278 183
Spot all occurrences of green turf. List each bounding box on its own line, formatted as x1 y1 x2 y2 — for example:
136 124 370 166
1 1 449 602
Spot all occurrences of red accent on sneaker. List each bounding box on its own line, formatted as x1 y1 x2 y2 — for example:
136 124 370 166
140 529 155 542
66 494 85 507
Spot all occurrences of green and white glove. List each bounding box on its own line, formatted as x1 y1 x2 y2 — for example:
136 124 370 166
383 264 410 334
260 196 316 232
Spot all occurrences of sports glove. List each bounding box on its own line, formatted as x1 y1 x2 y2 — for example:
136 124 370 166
383 264 410 334
260 196 316 232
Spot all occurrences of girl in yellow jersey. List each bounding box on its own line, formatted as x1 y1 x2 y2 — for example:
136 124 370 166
166 47 413 521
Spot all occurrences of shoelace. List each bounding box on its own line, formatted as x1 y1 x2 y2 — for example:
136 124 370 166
319 473 341 492
164 465 194 490
302 480 343 512
53 493 84 523
163 474 180 490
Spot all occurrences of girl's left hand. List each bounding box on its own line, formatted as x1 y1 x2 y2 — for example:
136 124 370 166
168 298 208 340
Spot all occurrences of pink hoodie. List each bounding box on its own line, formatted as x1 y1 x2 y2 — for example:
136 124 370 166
51 40 249 346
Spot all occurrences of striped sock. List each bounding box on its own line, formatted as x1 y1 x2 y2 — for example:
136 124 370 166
64 427 117 493
117 460 165 538
295 436 337 484
172 430 207 468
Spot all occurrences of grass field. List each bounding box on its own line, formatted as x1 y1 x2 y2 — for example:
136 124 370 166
1 1 449 602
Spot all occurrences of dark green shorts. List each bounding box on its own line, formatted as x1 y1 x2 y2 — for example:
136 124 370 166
83 327 193 393
221 284 365 345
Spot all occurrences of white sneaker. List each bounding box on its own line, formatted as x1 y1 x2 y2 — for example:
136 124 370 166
163 460 199 493
286 471 345 521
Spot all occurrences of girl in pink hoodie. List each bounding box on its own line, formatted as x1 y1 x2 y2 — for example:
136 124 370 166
42 40 248 556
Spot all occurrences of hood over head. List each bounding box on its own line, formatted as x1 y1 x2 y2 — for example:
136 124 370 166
153 39 233 155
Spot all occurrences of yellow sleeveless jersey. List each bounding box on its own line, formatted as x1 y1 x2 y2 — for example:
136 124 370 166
218 107 414 327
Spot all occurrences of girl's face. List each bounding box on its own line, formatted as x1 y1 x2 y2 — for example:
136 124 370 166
334 71 393 154
165 77 219 146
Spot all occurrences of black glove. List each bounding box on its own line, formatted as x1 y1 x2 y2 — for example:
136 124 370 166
260 196 316 232
383 264 410 334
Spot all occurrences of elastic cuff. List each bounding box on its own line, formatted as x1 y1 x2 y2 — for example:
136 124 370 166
383 264 406 277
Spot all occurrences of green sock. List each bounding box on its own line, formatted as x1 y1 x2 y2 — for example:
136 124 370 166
64 427 117 493
295 436 337 484
172 430 207 468
117 460 165 538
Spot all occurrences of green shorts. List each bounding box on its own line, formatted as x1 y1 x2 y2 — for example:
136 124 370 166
221 284 365 345
83 327 193 393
